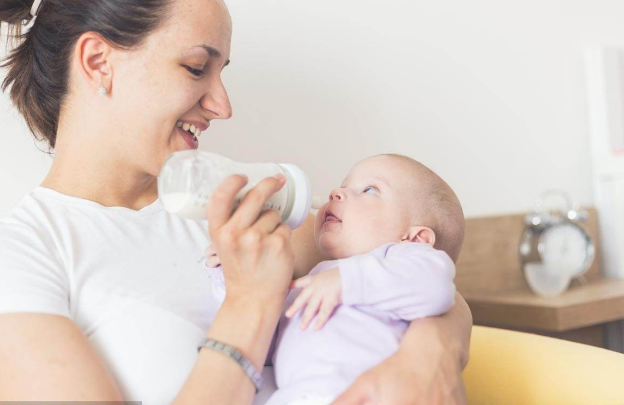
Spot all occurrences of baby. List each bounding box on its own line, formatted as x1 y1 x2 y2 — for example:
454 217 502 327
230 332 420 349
207 153 464 405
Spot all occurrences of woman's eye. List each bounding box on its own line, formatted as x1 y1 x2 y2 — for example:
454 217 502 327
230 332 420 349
363 186 378 194
185 66 204 77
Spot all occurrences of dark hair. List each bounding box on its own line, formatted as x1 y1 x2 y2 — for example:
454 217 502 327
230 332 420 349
0 0 172 150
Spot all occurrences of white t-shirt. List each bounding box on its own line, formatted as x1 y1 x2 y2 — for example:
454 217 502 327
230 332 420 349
0 186 277 404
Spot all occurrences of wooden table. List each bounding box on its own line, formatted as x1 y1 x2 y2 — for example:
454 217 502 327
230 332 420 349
456 208 624 350
464 278 624 332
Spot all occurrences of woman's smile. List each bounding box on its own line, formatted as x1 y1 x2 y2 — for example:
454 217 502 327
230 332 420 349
176 125 199 149
175 119 209 150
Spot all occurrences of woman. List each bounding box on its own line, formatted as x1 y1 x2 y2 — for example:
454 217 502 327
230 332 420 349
0 0 472 404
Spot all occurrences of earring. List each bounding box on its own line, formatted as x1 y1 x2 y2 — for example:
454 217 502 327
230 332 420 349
98 86 107 96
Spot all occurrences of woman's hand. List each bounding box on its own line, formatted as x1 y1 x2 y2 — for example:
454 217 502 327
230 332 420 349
331 339 467 405
206 173 295 304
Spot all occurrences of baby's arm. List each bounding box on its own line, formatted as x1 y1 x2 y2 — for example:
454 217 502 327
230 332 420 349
339 242 456 321
286 242 456 329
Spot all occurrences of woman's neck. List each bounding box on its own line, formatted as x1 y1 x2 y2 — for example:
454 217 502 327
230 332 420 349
41 131 159 211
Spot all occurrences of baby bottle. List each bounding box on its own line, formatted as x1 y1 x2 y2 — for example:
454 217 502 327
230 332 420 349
157 150 322 229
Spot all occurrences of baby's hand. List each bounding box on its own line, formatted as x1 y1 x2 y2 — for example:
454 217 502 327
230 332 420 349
285 268 342 330
204 244 221 268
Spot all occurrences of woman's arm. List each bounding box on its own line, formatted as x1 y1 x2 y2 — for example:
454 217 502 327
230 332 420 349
0 314 125 400
403 292 472 369
172 296 284 405
332 292 473 405
171 174 295 405
0 297 283 405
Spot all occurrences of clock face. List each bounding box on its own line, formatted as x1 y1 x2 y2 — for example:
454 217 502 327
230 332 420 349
539 222 593 278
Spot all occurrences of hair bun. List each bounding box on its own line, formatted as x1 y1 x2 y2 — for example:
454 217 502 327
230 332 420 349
0 0 35 25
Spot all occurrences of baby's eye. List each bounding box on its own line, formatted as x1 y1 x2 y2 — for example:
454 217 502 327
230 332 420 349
363 186 378 194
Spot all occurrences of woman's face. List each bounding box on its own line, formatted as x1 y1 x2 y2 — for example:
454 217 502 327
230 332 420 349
107 0 233 176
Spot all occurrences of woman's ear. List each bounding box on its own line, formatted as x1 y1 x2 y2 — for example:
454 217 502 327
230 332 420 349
74 32 113 95
401 225 436 247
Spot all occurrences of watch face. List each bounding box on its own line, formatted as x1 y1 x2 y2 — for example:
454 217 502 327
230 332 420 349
539 222 593 278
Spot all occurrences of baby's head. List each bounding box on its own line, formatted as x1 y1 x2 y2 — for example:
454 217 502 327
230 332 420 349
314 154 465 262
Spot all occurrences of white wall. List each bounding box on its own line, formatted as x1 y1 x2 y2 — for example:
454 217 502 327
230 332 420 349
0 85 52 214
3 0 624 217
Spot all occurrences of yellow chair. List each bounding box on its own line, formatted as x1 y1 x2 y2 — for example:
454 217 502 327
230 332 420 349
463 326 624 405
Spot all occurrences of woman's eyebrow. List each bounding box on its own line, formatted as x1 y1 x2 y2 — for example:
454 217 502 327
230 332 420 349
192 45 230 66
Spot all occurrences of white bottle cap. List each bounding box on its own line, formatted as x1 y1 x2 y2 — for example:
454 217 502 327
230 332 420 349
279 163 312 229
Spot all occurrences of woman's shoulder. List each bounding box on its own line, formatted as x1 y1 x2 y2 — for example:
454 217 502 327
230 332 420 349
0 189 68 265
0 188 54 241
0 187 96 269
0 190 71 318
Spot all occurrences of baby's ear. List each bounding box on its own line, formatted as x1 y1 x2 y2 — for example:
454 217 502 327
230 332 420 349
401 226 436 247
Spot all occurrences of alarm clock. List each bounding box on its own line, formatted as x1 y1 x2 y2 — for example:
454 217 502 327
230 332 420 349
519 190 595 297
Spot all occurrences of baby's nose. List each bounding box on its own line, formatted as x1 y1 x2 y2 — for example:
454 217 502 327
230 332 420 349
329 188 346 201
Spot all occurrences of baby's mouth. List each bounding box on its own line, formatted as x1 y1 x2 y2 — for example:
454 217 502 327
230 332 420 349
324 209 342 223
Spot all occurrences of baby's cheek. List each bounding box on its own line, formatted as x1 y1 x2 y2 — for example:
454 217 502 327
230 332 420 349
363 213 400 241
361 211 386 230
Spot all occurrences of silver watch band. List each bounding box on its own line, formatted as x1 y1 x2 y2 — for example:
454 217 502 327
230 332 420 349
197 337 263 393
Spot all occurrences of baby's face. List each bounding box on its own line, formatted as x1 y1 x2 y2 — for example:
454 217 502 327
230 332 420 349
314 156 417 259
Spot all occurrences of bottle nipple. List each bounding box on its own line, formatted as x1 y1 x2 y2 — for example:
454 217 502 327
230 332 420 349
312 195 325 210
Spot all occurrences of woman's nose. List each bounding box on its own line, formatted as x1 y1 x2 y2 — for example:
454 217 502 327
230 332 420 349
329 188 346 201
200 77 233 119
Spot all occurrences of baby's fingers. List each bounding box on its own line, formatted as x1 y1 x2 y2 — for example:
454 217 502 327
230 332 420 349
285 288 313 318
289 275 313 290
205 255 221 268
313 298 338 330
300 295 322 330
204 244 217 257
